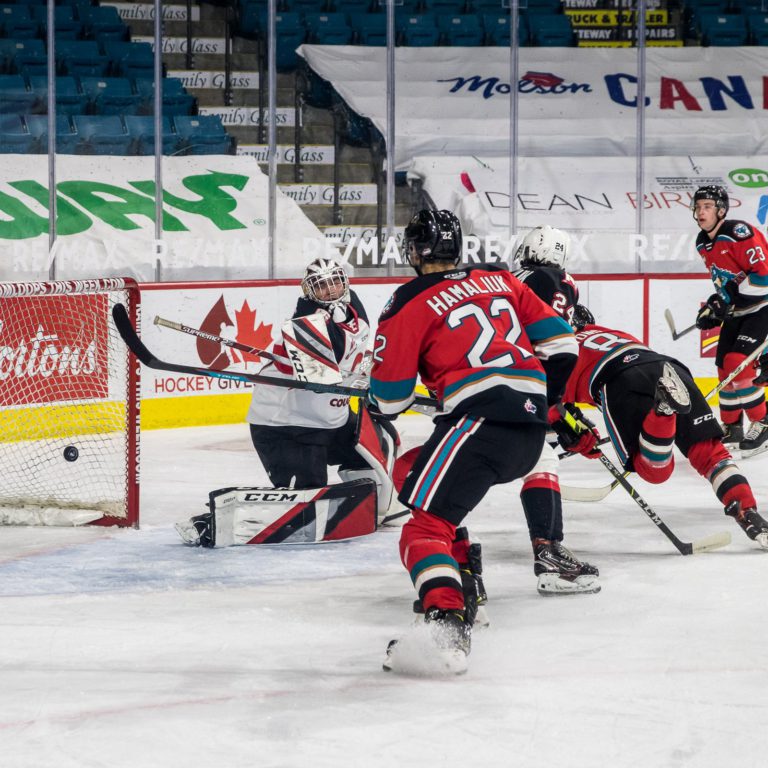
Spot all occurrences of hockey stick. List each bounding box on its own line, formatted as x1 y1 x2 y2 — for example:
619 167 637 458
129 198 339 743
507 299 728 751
556 436 610 460
154 315 281 364
702 337 768 402
596 451 731 555
664 309 697 341
560 473 628 503
112 304 439 408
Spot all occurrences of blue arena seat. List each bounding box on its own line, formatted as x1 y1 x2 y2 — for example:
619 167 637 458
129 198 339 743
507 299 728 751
0 114 33 153
482 13 529 45
424 0 468 12
304 12 354 44
0 73 37 114
80 76 142 114
173 115 234 155
397 13 440 45
528 13 575 46
56 39 111 76
79 6 128 41
133 77 197 116
25 113 79 154
0 6 39 39
31 5 82 39
349 11 387 44
28 75 88 114
124 114 178 155
329 0 373 13
1 38 47 75
747 12 768 43
72 114 132 154
103 41 156 79
697 12 748 44
437 14 484 45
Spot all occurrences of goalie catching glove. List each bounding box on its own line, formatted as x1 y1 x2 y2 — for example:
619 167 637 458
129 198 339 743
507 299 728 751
548 403 601 459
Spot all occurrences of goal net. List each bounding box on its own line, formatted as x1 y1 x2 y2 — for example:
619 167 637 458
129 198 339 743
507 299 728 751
0 279 140 527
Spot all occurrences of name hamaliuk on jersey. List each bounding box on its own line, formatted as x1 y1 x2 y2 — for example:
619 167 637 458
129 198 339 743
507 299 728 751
370 264 578 424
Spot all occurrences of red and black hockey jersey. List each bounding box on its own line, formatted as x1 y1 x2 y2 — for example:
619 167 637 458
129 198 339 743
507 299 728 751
564 323 670 406
696 219 768 316
369 264 578 425
512 264 579 326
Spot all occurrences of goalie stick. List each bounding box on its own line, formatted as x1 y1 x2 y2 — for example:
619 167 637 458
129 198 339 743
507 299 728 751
596 450 731 555
664 309 696 341
112 304 439 408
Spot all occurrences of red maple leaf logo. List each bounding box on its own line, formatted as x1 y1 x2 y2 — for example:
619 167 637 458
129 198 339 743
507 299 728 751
233 300 273 367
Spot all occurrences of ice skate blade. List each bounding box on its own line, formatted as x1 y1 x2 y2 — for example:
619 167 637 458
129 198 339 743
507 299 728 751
382 634 469 676
537 573 601 596
738 443 768 460
754 531 768 550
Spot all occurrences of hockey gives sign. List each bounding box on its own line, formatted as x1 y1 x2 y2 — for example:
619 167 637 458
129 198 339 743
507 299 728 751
0 294 109 406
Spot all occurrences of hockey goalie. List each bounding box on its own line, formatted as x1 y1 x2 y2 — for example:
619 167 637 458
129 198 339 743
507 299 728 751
175 258 400 547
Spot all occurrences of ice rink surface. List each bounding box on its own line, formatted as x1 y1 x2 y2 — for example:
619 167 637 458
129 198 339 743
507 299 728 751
1 413 767 768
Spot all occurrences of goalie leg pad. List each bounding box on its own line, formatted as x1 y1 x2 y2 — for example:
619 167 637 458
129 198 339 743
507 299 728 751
350 408 400 518
175 480 377 547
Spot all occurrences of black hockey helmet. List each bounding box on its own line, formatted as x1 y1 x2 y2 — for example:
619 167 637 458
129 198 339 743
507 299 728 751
571 303 595 331
691 185 729 219
403 209 462 271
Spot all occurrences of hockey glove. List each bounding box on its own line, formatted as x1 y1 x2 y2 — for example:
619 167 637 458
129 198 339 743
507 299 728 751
695 293 733 330
364 396 398 422
548 403 601 459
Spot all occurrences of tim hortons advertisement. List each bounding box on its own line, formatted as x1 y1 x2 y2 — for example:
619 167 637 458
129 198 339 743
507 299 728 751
299 45 768 168
0 294 109 406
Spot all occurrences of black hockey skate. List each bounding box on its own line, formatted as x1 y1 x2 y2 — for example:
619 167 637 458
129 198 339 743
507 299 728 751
383 608 471 675
721 416 744 447
654 362 692 416
412 542 489 627
533 539 601 595
725 501 768 549
739 416 768 458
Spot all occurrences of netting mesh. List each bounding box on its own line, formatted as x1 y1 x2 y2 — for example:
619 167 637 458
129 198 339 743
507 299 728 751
0 280 138 526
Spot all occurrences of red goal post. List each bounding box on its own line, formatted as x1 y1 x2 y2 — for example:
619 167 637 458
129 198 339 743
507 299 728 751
0 278 140 527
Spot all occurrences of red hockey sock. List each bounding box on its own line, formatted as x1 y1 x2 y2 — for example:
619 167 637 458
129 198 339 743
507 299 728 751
633 410 676 484
400 509 463 612
687 439 756 509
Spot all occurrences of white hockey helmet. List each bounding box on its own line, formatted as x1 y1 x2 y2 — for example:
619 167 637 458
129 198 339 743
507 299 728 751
516 225 570 270
301 258 350 307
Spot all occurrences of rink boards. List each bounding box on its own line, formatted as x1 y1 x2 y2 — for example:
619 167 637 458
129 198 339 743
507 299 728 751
140 274 718 429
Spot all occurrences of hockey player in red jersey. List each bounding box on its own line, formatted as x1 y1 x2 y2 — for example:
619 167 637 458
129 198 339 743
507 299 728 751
565 303 768 551
691 185 768 455
368 209 596 673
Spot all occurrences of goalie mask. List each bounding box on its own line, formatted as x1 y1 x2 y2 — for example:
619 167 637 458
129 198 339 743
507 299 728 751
301 258 351 307
691 185 729 220
516 225 570 270
403 209 462 274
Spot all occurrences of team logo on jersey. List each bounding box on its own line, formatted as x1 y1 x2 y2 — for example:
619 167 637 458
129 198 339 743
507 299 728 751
380 295 395 318
622 353 639 363
524 398 537 415
733 222 751 239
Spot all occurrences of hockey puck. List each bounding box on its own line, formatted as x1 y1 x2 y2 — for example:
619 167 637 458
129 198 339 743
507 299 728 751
63 446 79 462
